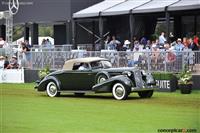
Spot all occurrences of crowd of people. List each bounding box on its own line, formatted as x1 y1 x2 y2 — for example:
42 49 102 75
41 38 53 48
0 38 32 69
0 37 53 69
0 55 18 69
0 33 199 70
104 32 199 52
103 32 199 68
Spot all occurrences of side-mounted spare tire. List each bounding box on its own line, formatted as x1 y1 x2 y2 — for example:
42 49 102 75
46 81 60 97
95 72 110 84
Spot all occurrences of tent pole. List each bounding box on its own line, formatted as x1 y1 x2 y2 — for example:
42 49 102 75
129 13 134 43
129 10 135 49
72 19 77 49
165 7 170 41
99 16 104 49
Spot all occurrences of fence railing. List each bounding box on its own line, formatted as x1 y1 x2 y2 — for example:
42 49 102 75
17 50 200 73
31 44 73 52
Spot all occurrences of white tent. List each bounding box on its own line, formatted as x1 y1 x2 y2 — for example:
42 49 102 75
73 0 125 18
73 0 200 18
102 0 151 16
168 0 200 11
132 0 179 13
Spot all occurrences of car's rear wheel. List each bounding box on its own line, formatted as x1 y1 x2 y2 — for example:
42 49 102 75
46 81 60 97
112 83 128 100
96 74 109 84
138 90 153 98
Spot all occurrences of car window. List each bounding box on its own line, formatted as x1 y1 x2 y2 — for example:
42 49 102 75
90 61 103 69
72 62 81 70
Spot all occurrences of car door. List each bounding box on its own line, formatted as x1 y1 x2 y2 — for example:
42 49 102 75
60 64 96 91
69 70 96 90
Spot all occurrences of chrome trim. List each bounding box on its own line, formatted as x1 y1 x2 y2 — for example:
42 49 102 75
131 85 158 91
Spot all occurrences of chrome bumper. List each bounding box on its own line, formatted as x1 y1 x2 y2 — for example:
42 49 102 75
131 85 158 92
34 80 40 89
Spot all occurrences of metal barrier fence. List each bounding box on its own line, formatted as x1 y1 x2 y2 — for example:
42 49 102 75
18 50 200 72
31 45 73 52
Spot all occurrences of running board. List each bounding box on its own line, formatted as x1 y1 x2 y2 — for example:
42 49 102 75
58 90 95 93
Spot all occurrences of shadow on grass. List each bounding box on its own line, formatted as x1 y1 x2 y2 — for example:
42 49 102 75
38 93 156 100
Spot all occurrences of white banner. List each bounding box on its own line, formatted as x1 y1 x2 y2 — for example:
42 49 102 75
0 68 24 83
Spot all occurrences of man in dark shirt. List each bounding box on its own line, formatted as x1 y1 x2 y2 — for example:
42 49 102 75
4 56 9 68
188 38 199 51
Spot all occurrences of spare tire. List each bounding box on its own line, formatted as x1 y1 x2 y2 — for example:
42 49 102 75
95 72 109 84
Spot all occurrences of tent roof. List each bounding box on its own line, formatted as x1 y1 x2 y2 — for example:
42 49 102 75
73 0 125 18
101 0 151 16
132 0 179 13
168 0 200 11
73 0 200 18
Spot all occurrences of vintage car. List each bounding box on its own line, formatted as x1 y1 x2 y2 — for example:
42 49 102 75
35 57 157 100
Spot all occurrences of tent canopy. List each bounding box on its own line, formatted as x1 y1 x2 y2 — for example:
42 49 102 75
132 0 179 13
101 0 151 16
73 0 200 18
168 0 200 11
73 0 125 18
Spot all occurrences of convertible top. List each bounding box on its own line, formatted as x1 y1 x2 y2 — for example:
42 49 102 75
63 57 108 70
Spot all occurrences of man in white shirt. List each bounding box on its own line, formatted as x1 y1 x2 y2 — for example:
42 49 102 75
78 63 89 70
159 32 166 45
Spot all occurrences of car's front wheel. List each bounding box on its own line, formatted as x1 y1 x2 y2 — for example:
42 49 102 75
112 83 128 100
138 90 153 98
46 81 60 97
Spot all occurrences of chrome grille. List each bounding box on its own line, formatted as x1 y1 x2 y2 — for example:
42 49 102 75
134 71 145 88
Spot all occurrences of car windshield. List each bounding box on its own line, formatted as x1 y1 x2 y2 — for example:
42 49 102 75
90 60 112 69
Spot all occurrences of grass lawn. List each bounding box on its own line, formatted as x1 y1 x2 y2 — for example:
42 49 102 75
1 83 200 133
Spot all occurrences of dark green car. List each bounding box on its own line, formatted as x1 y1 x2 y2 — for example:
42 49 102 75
35 57 157 100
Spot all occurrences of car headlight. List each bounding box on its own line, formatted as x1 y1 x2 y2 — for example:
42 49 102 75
146 73 154 84
122 71 132 77
141 70 147 76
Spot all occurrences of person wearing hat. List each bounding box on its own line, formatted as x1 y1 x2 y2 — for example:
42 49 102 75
174 38 184 54
174 38 184 71
6 55 19 69
0 56 5 69
123 40 131 51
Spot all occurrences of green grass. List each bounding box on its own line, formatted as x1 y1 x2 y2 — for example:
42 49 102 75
1 83 200 133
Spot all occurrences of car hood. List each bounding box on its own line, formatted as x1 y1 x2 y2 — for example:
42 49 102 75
101 67 139 72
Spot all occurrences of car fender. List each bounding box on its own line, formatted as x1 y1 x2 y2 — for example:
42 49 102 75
37 76 61 91
92 75 133 93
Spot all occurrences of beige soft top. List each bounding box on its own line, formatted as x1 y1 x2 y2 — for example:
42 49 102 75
63 57 108 70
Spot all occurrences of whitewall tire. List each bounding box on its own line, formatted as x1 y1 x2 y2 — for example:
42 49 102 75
46 81 60 97
112 83 128 100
